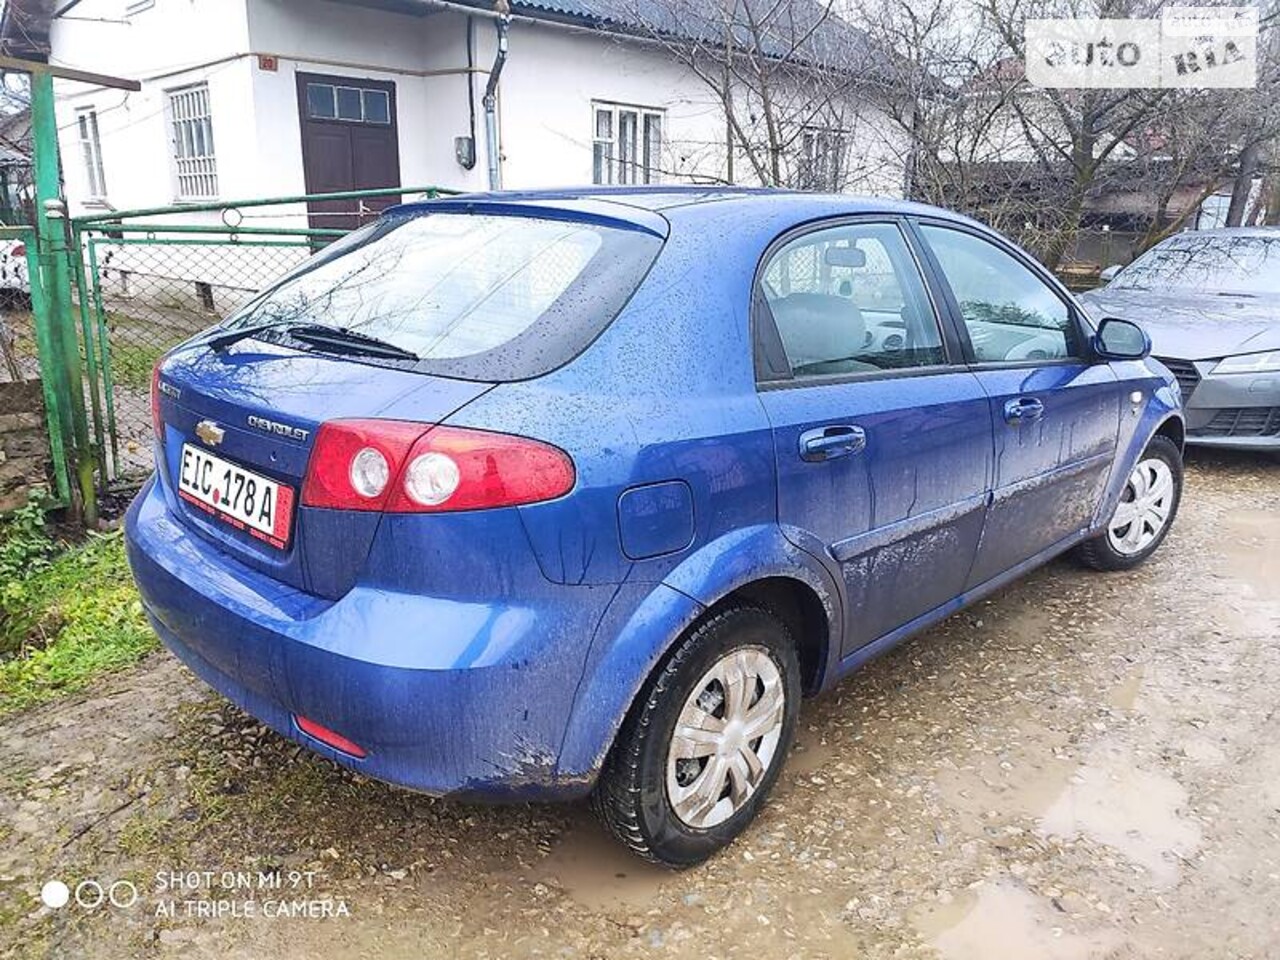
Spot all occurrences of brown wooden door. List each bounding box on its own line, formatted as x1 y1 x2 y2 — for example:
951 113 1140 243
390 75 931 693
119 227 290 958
296 73 401 231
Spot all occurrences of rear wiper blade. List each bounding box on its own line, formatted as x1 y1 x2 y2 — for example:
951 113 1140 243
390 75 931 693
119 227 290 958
205 319 300 352
287 324 419 361
205 321 418 360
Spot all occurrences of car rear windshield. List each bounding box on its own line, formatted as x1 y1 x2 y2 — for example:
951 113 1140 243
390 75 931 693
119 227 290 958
222 211 663 380
1112 234 1280 296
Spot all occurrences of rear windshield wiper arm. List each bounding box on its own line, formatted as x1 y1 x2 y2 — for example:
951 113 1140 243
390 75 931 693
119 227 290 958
287 324 419 361
205 320 418 360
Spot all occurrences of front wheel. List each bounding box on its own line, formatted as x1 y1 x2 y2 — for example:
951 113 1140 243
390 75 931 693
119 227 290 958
1075 434 1183 571
591 606 800 867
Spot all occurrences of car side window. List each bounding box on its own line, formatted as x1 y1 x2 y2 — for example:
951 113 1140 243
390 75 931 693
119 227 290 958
919 224 1081 363
759 222 945 378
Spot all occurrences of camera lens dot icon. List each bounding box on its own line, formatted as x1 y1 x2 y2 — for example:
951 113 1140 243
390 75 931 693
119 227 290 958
41 880 70 909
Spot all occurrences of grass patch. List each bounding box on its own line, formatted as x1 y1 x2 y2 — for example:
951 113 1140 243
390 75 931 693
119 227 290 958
0 503 156 715
108 338 167 391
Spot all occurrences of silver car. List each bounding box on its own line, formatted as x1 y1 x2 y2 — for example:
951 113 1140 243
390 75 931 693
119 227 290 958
1082 227 1280 452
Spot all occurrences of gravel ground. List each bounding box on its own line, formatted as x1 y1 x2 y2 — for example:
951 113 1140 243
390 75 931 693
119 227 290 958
1 449 1277 960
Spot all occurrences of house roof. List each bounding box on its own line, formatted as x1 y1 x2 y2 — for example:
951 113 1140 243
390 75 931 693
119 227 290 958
345 0 895 80
0 0 896 87
0 0 54 62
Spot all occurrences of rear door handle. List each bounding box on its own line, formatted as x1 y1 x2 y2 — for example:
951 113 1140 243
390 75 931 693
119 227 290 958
1003 397 1045 424
799 425 866 462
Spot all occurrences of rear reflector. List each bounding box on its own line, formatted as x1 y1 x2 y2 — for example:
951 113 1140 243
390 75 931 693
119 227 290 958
294 714 367 758
301 419 575 513
150 362 164 442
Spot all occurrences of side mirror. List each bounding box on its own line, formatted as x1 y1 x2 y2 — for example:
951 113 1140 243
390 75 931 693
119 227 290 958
1099 264 1123 283
1093 317 1150 361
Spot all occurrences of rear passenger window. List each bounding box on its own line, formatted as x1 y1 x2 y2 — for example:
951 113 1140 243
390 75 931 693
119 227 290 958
919 224 1080 362
759 222 944 378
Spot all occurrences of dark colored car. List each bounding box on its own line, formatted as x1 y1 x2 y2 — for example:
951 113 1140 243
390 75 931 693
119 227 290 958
125 188 1185 866
1082 227 1280 450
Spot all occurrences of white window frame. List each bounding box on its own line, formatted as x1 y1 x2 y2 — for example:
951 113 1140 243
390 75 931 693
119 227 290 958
166 82 218 201
591 101 664 186
76 107 107 200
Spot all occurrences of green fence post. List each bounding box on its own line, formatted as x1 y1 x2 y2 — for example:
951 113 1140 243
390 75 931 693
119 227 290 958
20 228 71 505
30 69 98 526
69 222 107 473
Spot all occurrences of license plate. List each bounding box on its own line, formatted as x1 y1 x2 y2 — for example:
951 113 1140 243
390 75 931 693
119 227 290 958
178 443 294 549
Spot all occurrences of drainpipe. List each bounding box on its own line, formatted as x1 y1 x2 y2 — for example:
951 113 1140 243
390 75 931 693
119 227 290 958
483 15 510 191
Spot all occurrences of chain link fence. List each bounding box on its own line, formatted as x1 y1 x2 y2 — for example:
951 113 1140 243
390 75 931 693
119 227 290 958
79 234 315 479
71 187 453 488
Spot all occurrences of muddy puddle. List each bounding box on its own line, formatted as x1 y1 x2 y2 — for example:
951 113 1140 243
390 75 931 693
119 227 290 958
914 880 1118 960
1037 744 1201 888
534 812 669 911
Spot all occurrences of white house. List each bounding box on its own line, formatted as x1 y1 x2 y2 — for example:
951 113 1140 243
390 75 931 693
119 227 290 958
20 0 908 223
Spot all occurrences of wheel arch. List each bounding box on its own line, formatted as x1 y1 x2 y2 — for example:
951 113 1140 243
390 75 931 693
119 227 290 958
1154 414 1185 453
555 525 843 786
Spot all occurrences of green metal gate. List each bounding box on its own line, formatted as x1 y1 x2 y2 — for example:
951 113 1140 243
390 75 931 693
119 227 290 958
68 185 454 490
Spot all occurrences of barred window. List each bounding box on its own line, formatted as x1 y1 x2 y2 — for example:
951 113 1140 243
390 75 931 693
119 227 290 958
168 84 218 200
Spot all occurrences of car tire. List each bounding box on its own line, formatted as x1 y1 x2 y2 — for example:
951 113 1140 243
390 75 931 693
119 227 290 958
591 605 801 868
1075 434 1183 572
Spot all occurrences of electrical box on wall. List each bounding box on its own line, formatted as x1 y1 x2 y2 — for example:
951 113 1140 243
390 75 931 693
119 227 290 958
455 136 476 170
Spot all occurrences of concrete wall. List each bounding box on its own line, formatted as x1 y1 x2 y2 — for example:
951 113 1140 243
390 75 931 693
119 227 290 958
0 380 49 512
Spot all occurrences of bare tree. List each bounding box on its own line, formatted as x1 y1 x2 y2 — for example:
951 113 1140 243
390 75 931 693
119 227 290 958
612 0 906 192
863 0 1280 268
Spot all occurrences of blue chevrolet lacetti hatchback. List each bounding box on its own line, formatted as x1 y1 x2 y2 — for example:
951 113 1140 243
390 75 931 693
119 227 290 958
126 188 1185 865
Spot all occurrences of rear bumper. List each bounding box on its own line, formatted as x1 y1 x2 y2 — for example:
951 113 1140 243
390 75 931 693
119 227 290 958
124 476 615 800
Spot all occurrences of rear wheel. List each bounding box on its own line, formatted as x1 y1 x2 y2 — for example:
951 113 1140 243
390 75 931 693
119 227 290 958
591 606 800 867
1076 435 1182 571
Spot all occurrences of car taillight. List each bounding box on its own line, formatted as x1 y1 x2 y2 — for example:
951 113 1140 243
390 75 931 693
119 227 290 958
300 420 575 513
151 363 164 441
387 425 576 512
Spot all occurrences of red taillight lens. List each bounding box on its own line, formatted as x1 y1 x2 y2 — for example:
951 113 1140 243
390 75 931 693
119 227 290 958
300 420 575 513
150 362 164 441
387 425 576 512
300 419 429 510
